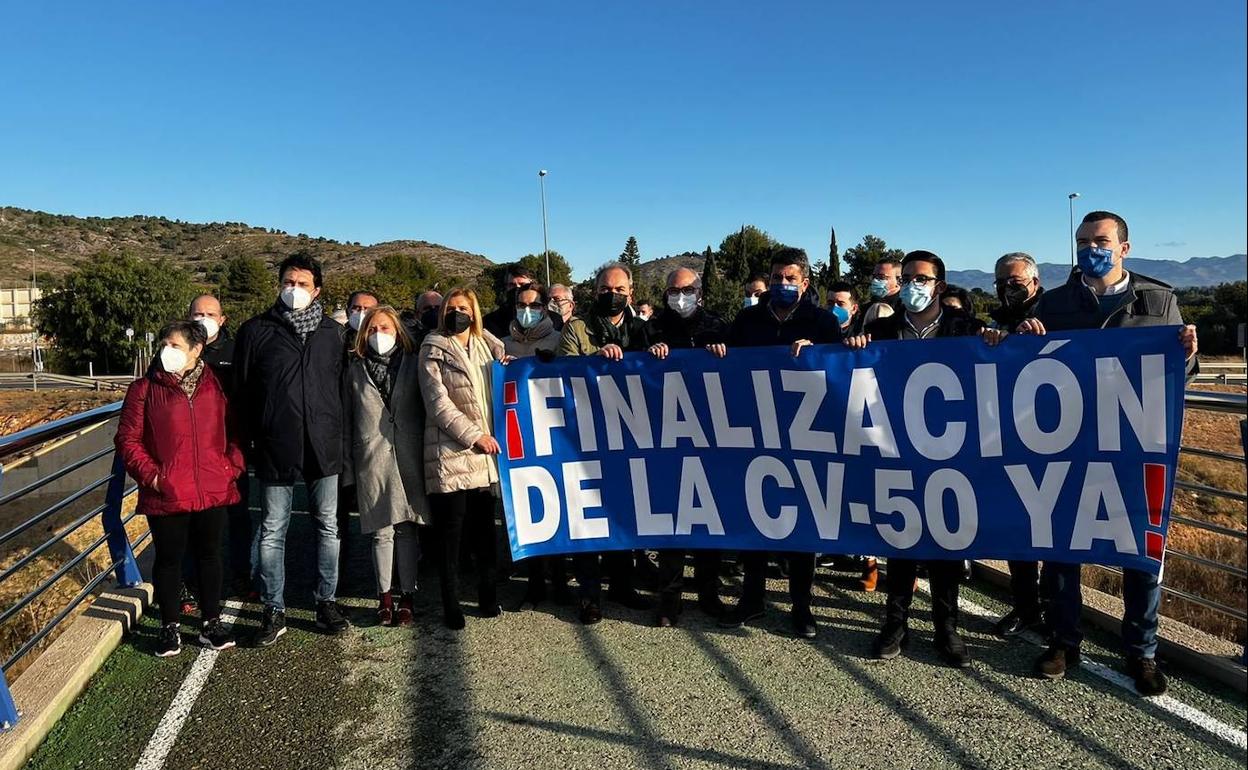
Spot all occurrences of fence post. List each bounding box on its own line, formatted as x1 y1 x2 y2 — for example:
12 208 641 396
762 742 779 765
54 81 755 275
0 467 18 730
101 453 142 588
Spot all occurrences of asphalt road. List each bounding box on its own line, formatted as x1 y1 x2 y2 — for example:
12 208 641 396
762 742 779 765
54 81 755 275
25 510 1248 770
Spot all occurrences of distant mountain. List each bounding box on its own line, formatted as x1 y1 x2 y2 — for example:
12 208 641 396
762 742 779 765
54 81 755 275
947 254 1246 291
0 207 494 285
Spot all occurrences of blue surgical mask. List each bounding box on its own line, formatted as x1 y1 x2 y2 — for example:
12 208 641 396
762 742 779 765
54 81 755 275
869 278 890 298
742 295 760 308
770 283 800 309
831 304 851 326
1077 246 1116 279
900 282 934 313
516 307 543 330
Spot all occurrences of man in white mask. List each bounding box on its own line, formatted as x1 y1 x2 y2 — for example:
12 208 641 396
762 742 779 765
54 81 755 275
234 253 350 645
346 291 380 335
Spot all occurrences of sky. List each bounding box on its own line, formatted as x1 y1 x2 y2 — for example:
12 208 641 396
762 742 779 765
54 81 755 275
1 1 1245 280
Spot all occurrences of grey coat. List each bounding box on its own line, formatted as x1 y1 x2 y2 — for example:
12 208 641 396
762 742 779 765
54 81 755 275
503 316 560 358
343 352 431 532
418 331 506 494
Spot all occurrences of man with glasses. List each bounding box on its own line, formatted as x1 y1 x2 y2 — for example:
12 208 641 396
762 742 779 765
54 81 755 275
645 267 730 627
484 264 535 339
845 250 983 668
547 283 576 330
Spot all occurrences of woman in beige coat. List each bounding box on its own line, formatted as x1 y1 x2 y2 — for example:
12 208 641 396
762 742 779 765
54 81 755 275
418 288 509 630
344 306 429 626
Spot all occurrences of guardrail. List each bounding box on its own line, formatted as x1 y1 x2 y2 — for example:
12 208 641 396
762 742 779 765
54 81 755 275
1192 361 1248 386
0 373 131 392
0 401 138 731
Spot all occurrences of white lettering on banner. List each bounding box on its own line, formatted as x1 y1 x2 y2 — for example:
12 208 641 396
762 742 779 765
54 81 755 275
1004 462 1071 548
1096 355 1166 453
974 364 1004 458
597 375 654 450
750 371 783 449
781 370 839 452
903 363 966 461
564 461 608 540
660 372 710 448
1013 358 1083 455
528 378 566 457
1071 462 1138 554
843 368 900 457
510 467 561 545
630 458 674 536
569 377 599 453
794 460 846 539
703 372 755 448
924 468 978 550
745 456 798 539
676 457 724 535
874 469 922 549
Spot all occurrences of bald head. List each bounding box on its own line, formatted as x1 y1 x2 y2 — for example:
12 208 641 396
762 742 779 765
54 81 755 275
667 267 701 290
416 290 443 314
188 295 226 341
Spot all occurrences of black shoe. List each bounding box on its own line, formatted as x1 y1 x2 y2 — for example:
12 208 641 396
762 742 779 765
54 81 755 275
656 614 676 628
1036 644 1080 680
316 601 350 635
444 607 466 630
697 594 727 619
791 609 817 640
606 590 651 611
936 630 971 668
1126 656 1168 696
718 603 765 629
253 606 287 647
552 582 574 606
578 601 602 625
961 560 973 582
481 602 503 618
993 608 1044 638
872 624 908 660
155 623 182 657
198 618 236 651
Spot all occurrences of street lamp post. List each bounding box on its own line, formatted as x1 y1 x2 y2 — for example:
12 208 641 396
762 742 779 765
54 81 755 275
1068 192 1081 267
538 169 550 285
26 249 40 375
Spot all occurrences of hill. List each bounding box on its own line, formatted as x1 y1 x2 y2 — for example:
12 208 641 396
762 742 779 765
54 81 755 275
0 207 494 286
946 254 1247 291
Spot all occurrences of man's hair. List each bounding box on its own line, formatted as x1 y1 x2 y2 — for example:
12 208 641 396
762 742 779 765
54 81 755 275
666 267 702 290
594 261 633 289
1081 210 1129 242
874 259 902 275
769 246 810 279
513 282 549 305
347 290 379 308
159 319 208 349
500 263 534 289
278 252 324 288
828 280 856 299
942 285 973 311
549 283 572 298
745 272 769 286
995 252 1039 281
902 250 946 282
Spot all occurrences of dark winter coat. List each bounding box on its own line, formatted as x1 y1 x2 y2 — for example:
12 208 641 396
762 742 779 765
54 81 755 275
728 297 842 349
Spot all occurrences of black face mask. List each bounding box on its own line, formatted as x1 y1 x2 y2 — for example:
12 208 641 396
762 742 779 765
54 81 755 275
594 292 629 317
446 310 473 335
997 283 1031 308
420 307 440 330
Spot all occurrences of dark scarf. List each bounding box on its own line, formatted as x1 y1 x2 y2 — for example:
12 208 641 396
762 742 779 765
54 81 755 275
587 309 633 349
989 287 1043 330
175 358 205 398
279 299 325 343
364 347 401 406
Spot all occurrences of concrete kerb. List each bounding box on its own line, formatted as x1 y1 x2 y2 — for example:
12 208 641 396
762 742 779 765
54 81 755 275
970 559 1247 694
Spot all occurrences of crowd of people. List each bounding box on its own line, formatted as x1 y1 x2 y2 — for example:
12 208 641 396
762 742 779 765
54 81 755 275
114 209 1198 698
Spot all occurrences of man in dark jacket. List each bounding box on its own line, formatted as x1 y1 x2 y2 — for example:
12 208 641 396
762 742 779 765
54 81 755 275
847 251 982 669
719 247 841 640
234 253 350 645
558 262 653 625
1017 211 1198 696
860 258 903 326
483 264 534 339
645 267 730 626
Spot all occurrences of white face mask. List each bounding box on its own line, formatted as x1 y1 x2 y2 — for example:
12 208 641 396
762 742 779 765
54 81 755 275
195 316 220 340
667 292 698 318
348 310 364 331
160 345 188 374
743 295 760 308
368 332 396 355
280 286 313 310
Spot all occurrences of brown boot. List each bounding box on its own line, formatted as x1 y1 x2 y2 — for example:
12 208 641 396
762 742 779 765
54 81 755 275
377 592 393 626
859 558 879 592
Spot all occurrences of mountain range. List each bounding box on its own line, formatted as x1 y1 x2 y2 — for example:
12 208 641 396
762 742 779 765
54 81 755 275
946 255 1246 292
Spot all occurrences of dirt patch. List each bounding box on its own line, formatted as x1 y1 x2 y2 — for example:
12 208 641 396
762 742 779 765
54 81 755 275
0 390 122 436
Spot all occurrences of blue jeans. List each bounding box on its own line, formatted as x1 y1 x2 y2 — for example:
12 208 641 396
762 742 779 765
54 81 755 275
258 476 340 611
1042 561 1161 659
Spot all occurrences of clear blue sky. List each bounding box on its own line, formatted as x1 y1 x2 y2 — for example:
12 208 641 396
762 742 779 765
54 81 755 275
2 1 1245 280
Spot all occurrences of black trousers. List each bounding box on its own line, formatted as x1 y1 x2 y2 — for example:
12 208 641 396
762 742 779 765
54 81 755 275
227 474 253 584
574 551 636 604
656 549 720 615
149 507 226 626
525 556 569 593
429 488 498 612
740 551 814 613
1008 560 1040 614
885 558 961 634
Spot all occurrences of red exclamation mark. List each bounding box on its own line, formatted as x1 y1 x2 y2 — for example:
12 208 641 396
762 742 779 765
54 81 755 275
503 380 524 461
1143 463 1166 527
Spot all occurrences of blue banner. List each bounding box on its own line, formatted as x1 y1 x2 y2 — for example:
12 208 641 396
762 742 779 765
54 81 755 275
492 326 1185 574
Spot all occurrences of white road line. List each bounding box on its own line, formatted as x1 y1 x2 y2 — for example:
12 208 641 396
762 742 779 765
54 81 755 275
916 579 1248 750
132 600 240 770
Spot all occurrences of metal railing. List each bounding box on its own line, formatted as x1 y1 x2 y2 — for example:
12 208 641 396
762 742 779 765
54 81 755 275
1191 361 1248 385
0 400 139 731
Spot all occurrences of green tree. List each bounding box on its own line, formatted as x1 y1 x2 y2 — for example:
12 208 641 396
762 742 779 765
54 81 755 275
322 253 447 310
619 236 641 268
218 253 274 322
828 226 841 280
717 225 786 284
486 252 573 291
34 253 197 374
842 234 906 298
700 245 740 321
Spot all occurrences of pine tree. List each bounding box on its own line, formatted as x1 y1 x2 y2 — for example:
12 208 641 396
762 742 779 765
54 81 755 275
828 226 841 281
620 236 641 267
702 245 717 299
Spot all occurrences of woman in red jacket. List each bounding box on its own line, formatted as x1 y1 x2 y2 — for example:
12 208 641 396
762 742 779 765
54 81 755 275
116 320 245 657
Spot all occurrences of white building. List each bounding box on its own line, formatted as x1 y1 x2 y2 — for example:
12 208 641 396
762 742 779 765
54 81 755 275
0 285 42 326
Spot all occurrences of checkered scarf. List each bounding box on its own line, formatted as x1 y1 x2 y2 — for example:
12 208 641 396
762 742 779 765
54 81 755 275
279 300 325 343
